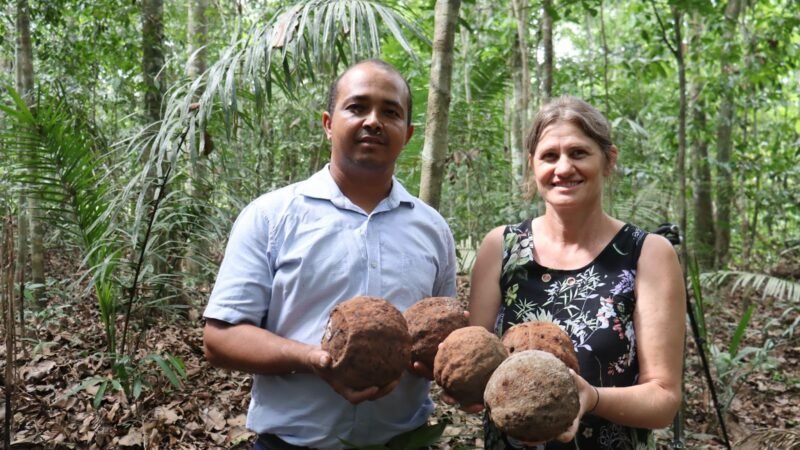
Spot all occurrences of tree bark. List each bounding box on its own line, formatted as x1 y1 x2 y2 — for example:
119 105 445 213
510 37 526 190
510 0 530 189
672 6 688 266
715 0 742 267
419 0 461 210
186 0 209 280
15 0 45 308
541 0 554 101
143 0 166 123
599 0 610 115
689 16 715 270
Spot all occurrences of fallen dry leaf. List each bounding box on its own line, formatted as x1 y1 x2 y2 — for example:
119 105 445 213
118 427 144 447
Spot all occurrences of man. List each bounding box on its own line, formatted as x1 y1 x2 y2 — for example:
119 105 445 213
203 59 457 450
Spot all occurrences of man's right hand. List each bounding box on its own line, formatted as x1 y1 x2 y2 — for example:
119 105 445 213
305 348 400 404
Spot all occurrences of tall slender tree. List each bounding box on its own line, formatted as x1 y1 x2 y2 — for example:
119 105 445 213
419 0 461 209
510 0 530 189
689 15 716 269
715 0 743 267
541 0 554 100
186 0 209 279
15 0 45 307
142 0 166 124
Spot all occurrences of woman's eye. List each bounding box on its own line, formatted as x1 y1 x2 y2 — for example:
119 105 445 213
540 152 557 161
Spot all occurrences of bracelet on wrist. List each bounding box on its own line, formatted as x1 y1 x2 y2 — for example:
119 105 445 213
588 385 600 414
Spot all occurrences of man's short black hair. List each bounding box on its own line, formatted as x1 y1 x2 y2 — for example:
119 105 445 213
326 59 413 126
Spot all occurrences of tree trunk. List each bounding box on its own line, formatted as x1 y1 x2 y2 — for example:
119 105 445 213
419 0 461 210
672 7 688 266
715 0 742 267
186 0 209 280
541 0 554 101
599 0 610 115
143 0 166 123
510 36 526 190
510 0 530 189
15 0 45 308
689 16 715 270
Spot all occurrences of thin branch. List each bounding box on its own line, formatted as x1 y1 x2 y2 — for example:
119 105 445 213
648 0 679 58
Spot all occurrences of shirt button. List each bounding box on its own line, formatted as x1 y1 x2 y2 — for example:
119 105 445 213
370 262 377 269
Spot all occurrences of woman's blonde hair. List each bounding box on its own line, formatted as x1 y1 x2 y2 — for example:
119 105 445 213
526 96 614 161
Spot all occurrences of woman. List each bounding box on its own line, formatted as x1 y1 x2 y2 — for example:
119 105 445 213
468 97 685 449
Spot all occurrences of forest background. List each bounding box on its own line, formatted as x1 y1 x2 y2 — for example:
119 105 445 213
0 0 798 449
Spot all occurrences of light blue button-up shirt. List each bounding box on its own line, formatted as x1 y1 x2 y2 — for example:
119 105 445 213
204 165 457 449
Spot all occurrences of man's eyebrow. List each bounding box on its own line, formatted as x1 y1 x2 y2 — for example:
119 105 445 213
341 95 404 110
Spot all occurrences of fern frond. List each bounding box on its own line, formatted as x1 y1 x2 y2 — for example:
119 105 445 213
700 270 800 304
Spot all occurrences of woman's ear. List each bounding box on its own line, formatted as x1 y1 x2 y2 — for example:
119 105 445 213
605 145 618 176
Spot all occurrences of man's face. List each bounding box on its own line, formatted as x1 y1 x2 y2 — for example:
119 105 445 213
322 63 414 175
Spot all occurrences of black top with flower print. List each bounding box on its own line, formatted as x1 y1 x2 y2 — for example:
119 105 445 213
484 219 651 450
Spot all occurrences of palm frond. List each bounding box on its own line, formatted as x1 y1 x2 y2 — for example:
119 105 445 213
1 85 123 351
127 0 430 245
700 270 800 304
609 180 669 230
736 429 800 450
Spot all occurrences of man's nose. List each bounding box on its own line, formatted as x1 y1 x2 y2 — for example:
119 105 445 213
362 109 382 130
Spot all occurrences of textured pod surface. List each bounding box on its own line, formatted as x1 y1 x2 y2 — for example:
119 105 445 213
403 297 468 368
501 321 579 372
433 326 508 405
485 350 580 443
320 296 411 390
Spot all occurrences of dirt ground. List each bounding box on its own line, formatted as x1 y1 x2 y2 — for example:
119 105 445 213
1 253 798 449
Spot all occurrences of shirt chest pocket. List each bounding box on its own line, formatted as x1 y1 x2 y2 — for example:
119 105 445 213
379 238 439 307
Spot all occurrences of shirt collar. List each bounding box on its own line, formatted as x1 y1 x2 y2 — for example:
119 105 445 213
298 164 415 212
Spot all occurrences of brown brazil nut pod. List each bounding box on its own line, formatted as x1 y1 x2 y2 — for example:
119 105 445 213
501 321 579 372
433 326 508 405
485 350 580 443
403 297 468 368
321 296 411 390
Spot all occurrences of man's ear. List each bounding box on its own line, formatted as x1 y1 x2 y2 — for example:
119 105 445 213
404 124 415 145
322 111 333 139
527 153 534 168
605 144 619 176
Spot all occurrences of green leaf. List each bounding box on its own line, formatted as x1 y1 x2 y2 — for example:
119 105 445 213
148 353 183 388
729 304 755 358
93 380 109 409
386 422 446 449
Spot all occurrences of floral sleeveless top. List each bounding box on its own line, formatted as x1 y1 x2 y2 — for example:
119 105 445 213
484 219 651 450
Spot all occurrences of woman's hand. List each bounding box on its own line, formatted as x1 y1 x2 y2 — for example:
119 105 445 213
549 369 599 443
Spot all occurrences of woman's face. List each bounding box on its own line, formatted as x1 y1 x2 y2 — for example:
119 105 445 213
529 120 617 211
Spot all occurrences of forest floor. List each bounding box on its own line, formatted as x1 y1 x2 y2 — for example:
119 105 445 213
1 249 799 449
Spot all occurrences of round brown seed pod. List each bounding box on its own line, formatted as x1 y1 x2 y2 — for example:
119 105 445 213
433 326 508 406
485 350 580 443
501 321 579 372
403 297 468 369
320 296 411 390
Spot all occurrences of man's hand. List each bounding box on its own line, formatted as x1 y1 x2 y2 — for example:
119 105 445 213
409 360 434 380
305 347 401 404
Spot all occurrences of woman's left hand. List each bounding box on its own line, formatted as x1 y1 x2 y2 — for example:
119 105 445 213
555 369 599 442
